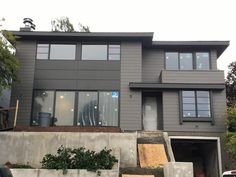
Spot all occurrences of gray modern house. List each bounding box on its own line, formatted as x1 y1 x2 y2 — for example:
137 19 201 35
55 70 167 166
9 29 229 176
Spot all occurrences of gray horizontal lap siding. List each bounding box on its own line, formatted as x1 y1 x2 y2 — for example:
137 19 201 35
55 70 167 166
163 90 226 132
210 49 217 70
10 41 37 125
34 61 120 90
161 70 225 84
142 49 164 82
120 42 142 130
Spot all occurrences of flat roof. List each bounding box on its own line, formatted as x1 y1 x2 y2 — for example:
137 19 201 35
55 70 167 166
11 31 154 44
11 31 229 57
152 41 229 57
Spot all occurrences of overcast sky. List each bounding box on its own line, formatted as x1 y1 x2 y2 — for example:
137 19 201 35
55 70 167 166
1 0 235 75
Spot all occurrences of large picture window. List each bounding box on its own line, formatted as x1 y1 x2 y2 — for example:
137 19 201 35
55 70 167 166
50 44 76 60
36 44 76 60
78 92 98 126
99 91 119 126
165 52 210 70
32 90 54 125
32 90 119 127
182 90 211 119
82 44 120 60
55 91 75 126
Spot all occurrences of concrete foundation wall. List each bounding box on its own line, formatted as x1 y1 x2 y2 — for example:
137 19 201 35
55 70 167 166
11 169 118 177
0 132 137 168
164 162 193 177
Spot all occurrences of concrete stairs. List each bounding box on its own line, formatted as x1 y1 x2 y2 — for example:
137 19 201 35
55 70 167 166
120 131 170 177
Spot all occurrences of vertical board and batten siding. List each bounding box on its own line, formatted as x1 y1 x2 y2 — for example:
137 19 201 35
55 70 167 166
120 42 142 130
162 91 226 132
10 41 37 125
142 49 164 82
34 61 120 90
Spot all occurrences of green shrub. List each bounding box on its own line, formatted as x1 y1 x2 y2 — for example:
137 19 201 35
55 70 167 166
41 146 118 175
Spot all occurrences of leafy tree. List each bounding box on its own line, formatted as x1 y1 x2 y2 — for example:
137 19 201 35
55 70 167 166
0 30 19 94
51 17 75 32
78 23 90 32
226 61 236 107
224 106 236 168
51 17 90 32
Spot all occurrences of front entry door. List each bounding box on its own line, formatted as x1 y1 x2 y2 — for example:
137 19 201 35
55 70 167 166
143 97 157 131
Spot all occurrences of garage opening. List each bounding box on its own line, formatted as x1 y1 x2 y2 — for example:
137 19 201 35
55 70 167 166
171 139 220 177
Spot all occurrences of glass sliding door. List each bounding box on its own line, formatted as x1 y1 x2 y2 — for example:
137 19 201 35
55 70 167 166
32 90 54 125
99 91 119 126
55 91 75 126
77 92 98 126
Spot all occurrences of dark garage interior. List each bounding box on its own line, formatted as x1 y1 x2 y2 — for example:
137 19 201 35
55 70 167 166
171 139 219 177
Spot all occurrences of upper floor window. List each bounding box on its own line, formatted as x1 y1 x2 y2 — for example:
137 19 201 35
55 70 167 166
82 44 120 60
181 90 211 119
36 44 49 59
36 44 76 60
165 52 210 70
50 44 76 60
196 52 210 70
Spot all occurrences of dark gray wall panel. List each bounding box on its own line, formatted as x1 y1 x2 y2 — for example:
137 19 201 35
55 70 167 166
35 60 120 70
35 70 120 80
34 60 120 90
34 80 119 90
10 41 36 125
162 91 226 132
142 49 164 82
120 42 142 130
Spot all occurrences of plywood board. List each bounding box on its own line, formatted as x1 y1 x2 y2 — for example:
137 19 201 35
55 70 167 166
138 144 168 168
122 175 154 177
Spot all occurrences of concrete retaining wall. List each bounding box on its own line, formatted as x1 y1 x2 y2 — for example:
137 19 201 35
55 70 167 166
164 162 193 177
11 169 118 177
0 132 137 168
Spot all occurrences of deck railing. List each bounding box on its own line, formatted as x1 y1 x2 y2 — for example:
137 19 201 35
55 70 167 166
0 99 19 131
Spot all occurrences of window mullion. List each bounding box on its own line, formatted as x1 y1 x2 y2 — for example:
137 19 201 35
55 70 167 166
195 91 198 118
178 52 180 70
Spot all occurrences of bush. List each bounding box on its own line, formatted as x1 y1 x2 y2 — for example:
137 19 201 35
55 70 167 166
224 106 236 164
41 146 118 174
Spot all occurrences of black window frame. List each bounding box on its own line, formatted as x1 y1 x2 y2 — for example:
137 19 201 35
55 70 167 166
165 51 211 70
81 43 121 61
31 90 120 127
179 90 213 124
36 42 77 60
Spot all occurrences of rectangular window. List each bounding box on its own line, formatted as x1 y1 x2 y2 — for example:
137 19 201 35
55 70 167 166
179 53 193 70
99 91 119 126
32 90 54 125
82 44 120 60
182 90 211 119
108 45 120 60
165 52 210 70
36 44 49 59
36 44 76 60
165 52 178 70
32 90 119 127
82 45 107 60
196 52 210 70
77 92 98 126
50 44 76 60
55 91 75 125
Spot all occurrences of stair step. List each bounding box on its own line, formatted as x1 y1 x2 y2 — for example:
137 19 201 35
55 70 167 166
120 167 164 177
